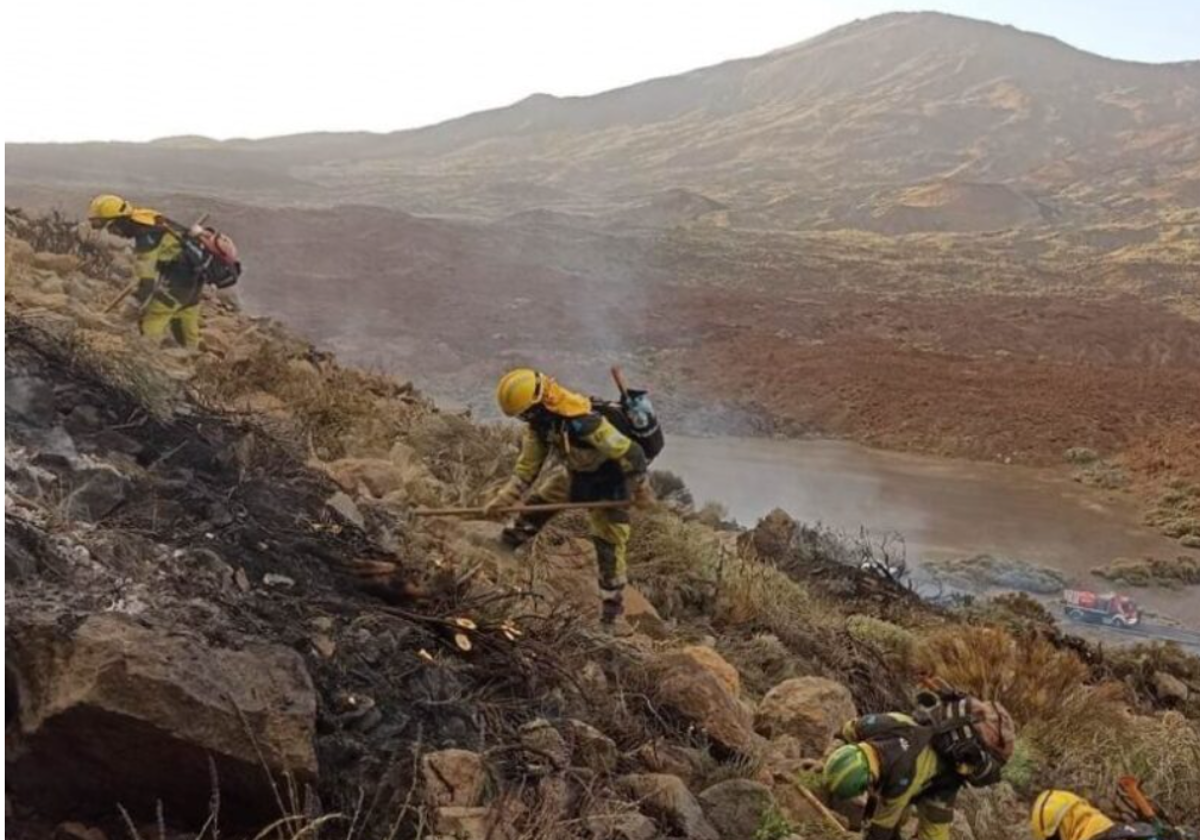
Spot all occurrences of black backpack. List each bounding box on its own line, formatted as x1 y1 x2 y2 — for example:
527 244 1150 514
593 388 664 462
913 686 1014 788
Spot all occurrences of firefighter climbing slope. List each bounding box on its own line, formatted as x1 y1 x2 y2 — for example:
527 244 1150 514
823 688 1014 840
485 368 658 634
88 194 241 349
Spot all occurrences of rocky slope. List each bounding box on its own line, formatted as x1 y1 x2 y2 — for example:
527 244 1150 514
7 214 1200 839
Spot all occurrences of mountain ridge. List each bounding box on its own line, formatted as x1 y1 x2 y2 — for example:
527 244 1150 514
9 10 1200 231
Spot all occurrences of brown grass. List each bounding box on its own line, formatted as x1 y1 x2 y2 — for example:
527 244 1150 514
1032 707 1200 822
914 625 1200 819
914 625 1094 725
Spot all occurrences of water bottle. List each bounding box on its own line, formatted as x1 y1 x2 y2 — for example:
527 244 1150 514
625 391 655 432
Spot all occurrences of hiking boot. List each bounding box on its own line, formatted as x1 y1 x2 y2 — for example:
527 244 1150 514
500 521 539 549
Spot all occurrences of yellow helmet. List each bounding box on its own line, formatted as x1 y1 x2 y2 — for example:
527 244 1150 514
88 194 133 222
496 368 545 417
1031 790 1085 839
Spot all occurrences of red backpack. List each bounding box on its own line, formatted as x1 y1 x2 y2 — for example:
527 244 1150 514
183 226 242 289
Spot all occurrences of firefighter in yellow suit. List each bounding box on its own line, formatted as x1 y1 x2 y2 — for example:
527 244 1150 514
486 369 652 633
88 194 203 348
1031 791 1168 840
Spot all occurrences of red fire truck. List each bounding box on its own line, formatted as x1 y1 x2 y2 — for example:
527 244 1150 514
1061 589 1141 627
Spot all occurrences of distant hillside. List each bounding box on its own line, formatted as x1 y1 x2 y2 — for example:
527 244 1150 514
8 12 1200 231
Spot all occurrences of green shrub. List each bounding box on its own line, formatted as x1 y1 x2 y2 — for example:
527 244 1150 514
1064 447 1100 465
846 614 915 670
753 805 794 840
1000 736 1042 794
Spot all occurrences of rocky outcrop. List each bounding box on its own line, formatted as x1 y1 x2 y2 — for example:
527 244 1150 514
7 612 317 822
649 651 761 756
754 677 857 755
617 774 719 840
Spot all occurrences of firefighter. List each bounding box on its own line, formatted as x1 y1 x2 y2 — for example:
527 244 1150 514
1031 791 1182 840
823 711 998 840
485 368 652 633
87 194 204 349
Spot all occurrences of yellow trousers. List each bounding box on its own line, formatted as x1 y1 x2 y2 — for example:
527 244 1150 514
523 468 631 610
141 301 201 349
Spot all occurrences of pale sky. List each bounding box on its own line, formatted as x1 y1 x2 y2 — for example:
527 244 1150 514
3 0 1197 143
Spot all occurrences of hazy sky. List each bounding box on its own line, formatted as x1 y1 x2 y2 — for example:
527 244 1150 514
4 0 1196 143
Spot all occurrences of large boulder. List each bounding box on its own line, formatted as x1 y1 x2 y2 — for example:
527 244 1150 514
7 613 317 823
754 677 857 755
617 774 719 840
698 779 776 840
649 651 760 756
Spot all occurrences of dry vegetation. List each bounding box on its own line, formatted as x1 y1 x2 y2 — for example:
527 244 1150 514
1093 555 1200 588
914 626 1200 816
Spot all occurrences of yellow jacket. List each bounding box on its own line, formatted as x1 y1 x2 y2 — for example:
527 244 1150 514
843 714 960 840
513 413 646 485
125 210 201 307
1059 802 1117 840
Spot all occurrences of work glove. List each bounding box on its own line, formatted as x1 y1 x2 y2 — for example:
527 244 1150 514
483 478 525 518
629 476 655 509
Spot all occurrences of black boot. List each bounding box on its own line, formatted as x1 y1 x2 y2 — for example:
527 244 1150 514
599 589 633 636
501 519 541 549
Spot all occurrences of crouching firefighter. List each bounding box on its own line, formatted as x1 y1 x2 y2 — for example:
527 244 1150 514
485 368 657 632
822 697 1014 840
1031 789 1194 840
88 194 241 349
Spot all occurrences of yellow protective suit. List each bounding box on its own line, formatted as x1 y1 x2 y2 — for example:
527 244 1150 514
507 380 647 621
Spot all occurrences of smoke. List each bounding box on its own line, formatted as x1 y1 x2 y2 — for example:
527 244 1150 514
487 212 655 401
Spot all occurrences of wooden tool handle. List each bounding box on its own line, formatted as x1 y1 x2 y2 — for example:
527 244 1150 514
788 779 850 836
414 500 631 518
611 366 630 400
102 279 140 313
